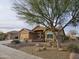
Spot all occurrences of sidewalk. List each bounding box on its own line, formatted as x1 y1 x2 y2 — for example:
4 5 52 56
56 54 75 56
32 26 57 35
0 43 43 59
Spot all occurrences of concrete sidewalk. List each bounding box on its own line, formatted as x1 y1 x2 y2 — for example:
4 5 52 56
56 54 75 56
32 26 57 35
0 44 43 59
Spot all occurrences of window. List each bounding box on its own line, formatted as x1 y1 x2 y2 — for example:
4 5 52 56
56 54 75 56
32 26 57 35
46 31 53 39
47 34 53 38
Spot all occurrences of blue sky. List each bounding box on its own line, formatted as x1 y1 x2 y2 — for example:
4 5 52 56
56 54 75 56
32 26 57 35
0 0 79 34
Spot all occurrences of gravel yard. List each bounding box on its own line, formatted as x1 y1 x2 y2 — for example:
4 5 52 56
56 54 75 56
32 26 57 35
6 40 79 59
19 46 70 59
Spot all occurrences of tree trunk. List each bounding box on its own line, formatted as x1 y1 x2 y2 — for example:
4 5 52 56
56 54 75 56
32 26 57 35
53 32 62 49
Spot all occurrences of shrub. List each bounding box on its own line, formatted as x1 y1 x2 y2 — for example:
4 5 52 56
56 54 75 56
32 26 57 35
0 33 6 41
25 40 28 43
67 44 79 53
15 36 18 39
61 36 69 42
77 37 79 40
11 40 21 44
42 46 47 50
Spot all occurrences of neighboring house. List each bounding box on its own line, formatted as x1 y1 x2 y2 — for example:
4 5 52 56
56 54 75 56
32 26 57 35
6 31 19 40
66 30 78 40
67 33 78 40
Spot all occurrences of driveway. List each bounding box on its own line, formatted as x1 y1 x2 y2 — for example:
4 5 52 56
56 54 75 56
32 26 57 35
0 40 12 45
0 40 43 59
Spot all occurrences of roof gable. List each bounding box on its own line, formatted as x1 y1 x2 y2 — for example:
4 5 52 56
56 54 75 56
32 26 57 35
19 28 32 33
32 25 45 31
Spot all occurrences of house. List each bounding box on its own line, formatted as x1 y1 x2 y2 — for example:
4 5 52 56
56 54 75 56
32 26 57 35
19 28 33 41
19 25 65 42
19 26 46 42
6 31 19 40
5 25 65 42
19 27 45 42
32 25 45 42
67 32 78 40
45 28 65 42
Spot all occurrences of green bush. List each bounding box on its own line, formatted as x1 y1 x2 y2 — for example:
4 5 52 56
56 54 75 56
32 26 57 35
0 32 6 41
77 37 79 40
11 40 21 44
67 44 79 53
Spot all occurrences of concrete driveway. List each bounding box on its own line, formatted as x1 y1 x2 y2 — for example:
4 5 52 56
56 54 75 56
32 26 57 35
0 40 12 45
0 40 43 59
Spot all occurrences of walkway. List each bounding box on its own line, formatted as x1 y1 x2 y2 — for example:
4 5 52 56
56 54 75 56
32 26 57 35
0 40 43 59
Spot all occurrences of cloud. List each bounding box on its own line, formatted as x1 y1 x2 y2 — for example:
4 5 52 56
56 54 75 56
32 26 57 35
0 0 32 32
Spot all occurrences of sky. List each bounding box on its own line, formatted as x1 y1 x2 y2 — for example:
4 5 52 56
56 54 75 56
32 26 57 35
0 0 79 35
0 0 33 32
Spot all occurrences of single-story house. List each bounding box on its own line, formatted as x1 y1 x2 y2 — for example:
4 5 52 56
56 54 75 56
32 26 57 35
32 25 45 42
6 31 19 40
19 28 33 41
19 25 65 42
5 25 65 42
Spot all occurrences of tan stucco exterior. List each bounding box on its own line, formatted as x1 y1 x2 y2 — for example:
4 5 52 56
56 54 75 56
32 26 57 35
45 29 65 41
18 25 65 42
45 30 53 41
19 29 30 40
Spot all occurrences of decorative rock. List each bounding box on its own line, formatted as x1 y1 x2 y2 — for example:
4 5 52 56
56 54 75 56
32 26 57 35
35 46 47 52
46 43 52 47
35 43 40 47
58 48 64 51
35 47 42 52
42 47 47 50
35 43 43 47
70 53 79 59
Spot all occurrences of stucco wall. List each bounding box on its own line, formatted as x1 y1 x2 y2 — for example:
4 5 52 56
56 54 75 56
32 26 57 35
19 30 29 40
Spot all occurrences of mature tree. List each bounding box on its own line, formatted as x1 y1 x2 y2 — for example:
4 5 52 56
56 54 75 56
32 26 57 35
13 0 79 49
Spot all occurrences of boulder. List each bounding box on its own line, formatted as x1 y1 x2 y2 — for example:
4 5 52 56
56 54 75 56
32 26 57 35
70 53 79 59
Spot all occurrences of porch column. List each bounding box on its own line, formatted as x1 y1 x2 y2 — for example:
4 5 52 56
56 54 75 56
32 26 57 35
39 32 42 39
